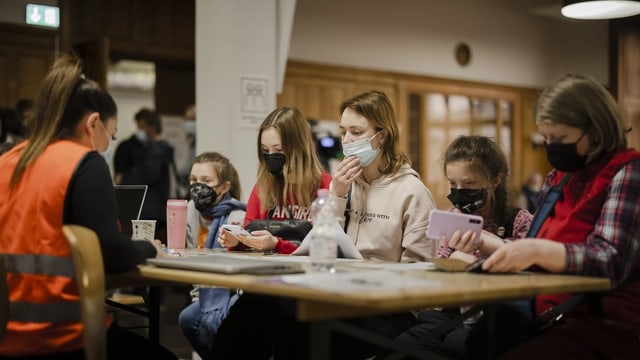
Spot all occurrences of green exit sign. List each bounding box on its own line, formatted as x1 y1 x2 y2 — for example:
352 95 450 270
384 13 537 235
25 4 60 28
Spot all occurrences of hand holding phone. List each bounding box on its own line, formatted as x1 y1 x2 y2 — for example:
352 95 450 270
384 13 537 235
221 224 251 237
466 258 486 273
426 209 483 243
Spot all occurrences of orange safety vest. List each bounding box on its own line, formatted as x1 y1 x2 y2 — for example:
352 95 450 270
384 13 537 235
0 140 96 355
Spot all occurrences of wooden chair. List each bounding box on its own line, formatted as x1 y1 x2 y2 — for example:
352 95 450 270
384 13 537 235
63 225 107 360
0 254 8 340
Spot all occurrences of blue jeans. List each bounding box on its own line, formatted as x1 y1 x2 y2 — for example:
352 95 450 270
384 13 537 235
178 287 238 360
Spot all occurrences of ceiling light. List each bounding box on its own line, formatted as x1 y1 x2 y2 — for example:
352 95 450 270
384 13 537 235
561 0 640 19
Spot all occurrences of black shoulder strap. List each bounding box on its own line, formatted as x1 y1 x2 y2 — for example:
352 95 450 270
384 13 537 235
526 173 571 238
343 186 352 232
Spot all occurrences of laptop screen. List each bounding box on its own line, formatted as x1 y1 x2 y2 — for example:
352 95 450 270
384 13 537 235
114 185 148 239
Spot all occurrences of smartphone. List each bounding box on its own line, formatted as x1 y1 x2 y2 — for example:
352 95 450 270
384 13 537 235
221 224 251 237
426 209 483 243
466 258 486 273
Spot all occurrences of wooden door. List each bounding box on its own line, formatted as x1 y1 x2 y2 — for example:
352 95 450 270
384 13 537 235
0 23 56 108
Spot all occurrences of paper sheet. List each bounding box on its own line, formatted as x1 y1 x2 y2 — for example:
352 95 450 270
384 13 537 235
276 270 442 293
343 261 436 271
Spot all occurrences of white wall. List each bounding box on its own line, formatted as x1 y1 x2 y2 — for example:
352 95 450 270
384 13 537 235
196 0 293 200
289 0 609 87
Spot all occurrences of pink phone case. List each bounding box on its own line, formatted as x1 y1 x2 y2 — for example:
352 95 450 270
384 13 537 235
426 209 483 242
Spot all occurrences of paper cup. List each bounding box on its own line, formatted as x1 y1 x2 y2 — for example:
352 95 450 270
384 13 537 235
131 219 157 241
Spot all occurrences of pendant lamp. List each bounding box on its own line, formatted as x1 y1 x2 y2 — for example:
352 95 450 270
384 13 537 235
561 1 640 19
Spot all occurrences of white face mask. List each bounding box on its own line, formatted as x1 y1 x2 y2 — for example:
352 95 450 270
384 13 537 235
184 120 196 135
135 129 147 142
101 138 116 164
94 119 115 163
342 132 381 166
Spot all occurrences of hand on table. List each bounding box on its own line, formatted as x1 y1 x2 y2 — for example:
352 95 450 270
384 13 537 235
151 239 168 258
235 230 277 251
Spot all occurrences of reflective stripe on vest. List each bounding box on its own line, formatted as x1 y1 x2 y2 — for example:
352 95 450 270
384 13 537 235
4 253 81 323
4 253 75 278
9 301 81 323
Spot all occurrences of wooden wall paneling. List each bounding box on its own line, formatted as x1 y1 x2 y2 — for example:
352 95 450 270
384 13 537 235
106 0 135 43
17 54 49 100
279 61 541 204
65 0 194 62
155 61 195 115
611 17 640 150
74 38 110 90
395 83 410 160
0 53 8 106
0 23 56 107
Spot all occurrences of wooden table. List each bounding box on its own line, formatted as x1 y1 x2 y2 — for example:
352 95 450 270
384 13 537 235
108 257 610 358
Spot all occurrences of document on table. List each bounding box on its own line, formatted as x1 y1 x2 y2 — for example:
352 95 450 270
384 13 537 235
343 261 436 271
275 270 442 293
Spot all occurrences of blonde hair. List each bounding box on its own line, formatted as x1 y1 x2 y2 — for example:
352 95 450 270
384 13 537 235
192 152 242 200
256 107 324 210
10 55 117 189
340 90 409 174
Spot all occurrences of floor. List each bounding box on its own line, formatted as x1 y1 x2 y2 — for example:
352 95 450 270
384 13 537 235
109 285 195 360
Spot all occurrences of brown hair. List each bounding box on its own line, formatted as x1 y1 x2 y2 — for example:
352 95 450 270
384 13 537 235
256 106 324 210
444 135 512 226
10 55 116 189
536 74 628 160
339 90 409 174
192 152 242 200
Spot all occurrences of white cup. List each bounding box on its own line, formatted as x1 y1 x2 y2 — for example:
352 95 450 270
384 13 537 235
131 219 157 241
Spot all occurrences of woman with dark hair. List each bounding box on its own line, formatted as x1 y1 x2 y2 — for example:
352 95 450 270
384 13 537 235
0 55 176 359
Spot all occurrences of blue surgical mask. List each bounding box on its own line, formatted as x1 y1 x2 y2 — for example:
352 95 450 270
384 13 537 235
342 132 381 166
184 121 196 135
135 129 147 142
101 138 115 165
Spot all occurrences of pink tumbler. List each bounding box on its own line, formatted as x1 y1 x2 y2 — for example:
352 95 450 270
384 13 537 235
166 199 188 255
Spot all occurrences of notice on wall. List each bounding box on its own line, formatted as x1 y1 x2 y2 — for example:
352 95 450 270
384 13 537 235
240 76 269 130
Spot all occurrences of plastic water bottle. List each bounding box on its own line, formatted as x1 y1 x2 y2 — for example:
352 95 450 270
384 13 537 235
309 189 339 273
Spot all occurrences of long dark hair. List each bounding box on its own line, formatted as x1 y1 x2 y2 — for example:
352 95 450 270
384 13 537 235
444 135 512 229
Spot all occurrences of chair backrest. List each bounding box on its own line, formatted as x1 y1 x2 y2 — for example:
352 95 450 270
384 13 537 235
62 225 107 360
0 254 8 340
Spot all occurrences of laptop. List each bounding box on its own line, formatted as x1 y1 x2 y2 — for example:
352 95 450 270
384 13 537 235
114 185 148 239
146 254 305 275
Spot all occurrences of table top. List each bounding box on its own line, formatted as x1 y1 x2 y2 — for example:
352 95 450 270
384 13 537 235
108 255 610 321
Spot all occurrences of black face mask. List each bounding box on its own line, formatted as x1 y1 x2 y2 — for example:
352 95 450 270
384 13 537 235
264 153 286 176
447 188 487 214
544 133 588 172
189 183 218 212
